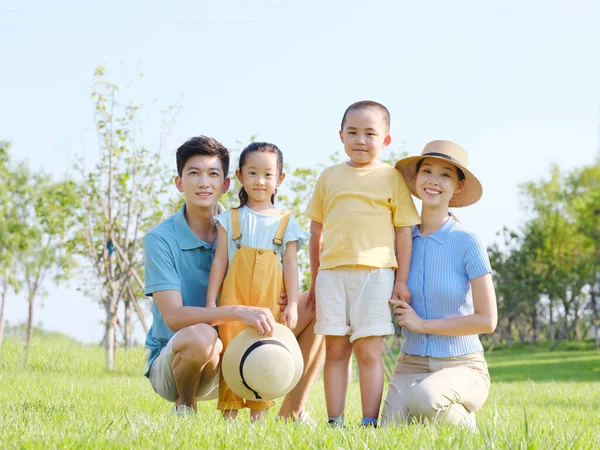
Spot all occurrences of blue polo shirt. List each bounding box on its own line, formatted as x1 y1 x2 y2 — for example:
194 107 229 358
143 203 215 376
402 218 492 358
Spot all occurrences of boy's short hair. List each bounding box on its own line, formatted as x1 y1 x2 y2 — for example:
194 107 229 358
176 136 230 178
340 100 391 133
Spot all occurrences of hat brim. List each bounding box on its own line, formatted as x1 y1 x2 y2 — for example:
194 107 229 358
221 324 304 401
395 155 483 207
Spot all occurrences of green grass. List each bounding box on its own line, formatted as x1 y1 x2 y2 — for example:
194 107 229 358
1 336 599 449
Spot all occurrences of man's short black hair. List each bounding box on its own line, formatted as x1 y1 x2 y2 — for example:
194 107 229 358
340 100 391 133
176 136 230 178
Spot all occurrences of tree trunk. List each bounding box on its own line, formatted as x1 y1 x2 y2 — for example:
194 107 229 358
123 297 133 350
105 310 116 370
592 286 600 350
548 301 555 342
506 318 513 348
531 304 539 344
591 284 599 350
0 271 8 349
25 292 35 363
104 289 119 370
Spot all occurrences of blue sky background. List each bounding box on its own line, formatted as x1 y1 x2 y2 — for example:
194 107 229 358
1 0 599 343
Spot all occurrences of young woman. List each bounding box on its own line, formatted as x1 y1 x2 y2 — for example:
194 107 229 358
381 140 497 429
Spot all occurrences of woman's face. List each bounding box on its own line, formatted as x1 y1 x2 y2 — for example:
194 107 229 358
415 157 465 208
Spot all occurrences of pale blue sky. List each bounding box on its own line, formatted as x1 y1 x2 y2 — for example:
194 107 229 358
2 0 599 343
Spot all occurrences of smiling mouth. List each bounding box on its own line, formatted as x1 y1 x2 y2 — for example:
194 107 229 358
424 188 441 195
196 192 212 197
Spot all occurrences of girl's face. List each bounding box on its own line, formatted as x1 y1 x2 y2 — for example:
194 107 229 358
415 157 465 208
237 151 284 206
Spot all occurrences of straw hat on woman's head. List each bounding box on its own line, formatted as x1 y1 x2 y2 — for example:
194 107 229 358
395 140 483 207
221 324 304 401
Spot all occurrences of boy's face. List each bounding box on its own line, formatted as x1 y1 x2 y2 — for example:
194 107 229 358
339 107 391 167
175 155 230 210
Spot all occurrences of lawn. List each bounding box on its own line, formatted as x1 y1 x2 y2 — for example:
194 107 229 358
0 334 599 449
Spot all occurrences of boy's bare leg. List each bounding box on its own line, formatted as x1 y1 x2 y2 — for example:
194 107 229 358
353 336 384 420
324 335 352 418
171 324 222 410
277 291 326 420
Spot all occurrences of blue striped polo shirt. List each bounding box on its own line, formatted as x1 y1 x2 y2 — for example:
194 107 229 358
402 218 492 357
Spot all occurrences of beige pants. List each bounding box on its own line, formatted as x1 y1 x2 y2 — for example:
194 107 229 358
381 352 490 428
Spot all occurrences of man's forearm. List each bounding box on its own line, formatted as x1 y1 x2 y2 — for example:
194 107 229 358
165 305 244 331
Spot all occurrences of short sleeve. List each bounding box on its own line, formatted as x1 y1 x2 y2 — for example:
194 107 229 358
282 214 311 253
143 233 181 296
463 232 492 280
305 172 325 223
391 173 421 227
213 210 231 235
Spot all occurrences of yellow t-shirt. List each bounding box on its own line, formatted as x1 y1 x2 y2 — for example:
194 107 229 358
306 163 421 270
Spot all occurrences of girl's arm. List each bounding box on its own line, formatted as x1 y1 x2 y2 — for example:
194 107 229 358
393 273 497 336
206 225 229 308
307 220 323 310
282 240 299 329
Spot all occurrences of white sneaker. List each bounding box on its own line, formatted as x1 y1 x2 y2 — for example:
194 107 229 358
275 410 316 427
296 411 316 427
172 404 196 417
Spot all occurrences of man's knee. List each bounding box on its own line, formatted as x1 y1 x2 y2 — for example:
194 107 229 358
174 324 221 362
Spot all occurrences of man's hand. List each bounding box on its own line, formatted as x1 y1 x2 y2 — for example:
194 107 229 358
391 280 411 304
390 300 425 334
238 306 277 336
282 302 298 330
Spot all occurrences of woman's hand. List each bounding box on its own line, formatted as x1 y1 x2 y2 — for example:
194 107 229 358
390 300 425 334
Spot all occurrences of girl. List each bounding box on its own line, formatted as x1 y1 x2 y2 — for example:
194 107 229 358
381 140 497 429
206 142 309 421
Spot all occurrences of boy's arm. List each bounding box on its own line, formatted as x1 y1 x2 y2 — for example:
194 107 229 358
307 220 323 310
282 240 299 329
392 226 412 302
206 225 229 308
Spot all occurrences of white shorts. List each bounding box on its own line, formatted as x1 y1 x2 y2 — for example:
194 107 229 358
314 268 395 343
148 331 219 403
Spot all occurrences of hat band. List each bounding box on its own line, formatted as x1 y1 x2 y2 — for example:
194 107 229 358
239 339 290 399
423 152 463 167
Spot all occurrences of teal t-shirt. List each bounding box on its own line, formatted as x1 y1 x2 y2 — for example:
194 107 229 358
143 203 215 376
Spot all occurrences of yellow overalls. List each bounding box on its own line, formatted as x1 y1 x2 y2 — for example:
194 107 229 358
217 208 292 411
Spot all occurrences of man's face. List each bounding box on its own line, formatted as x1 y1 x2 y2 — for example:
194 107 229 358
175 155 230 209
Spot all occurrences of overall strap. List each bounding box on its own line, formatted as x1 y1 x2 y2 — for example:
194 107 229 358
231 208 242 247
273 212 292 247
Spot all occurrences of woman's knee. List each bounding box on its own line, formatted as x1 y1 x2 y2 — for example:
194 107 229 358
406 384 442 419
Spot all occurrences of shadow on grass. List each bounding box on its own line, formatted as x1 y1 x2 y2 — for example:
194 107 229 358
382 339 600 383
486 349 600 382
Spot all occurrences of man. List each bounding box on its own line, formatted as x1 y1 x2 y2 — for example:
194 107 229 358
144 136 324 422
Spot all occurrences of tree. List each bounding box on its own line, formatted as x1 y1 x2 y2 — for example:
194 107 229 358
75 66 175 369
565 160 600 349
19 176 80 360
0 142 25 349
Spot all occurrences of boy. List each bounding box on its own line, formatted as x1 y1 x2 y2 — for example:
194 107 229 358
144 136 323 422
306 101 420 427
